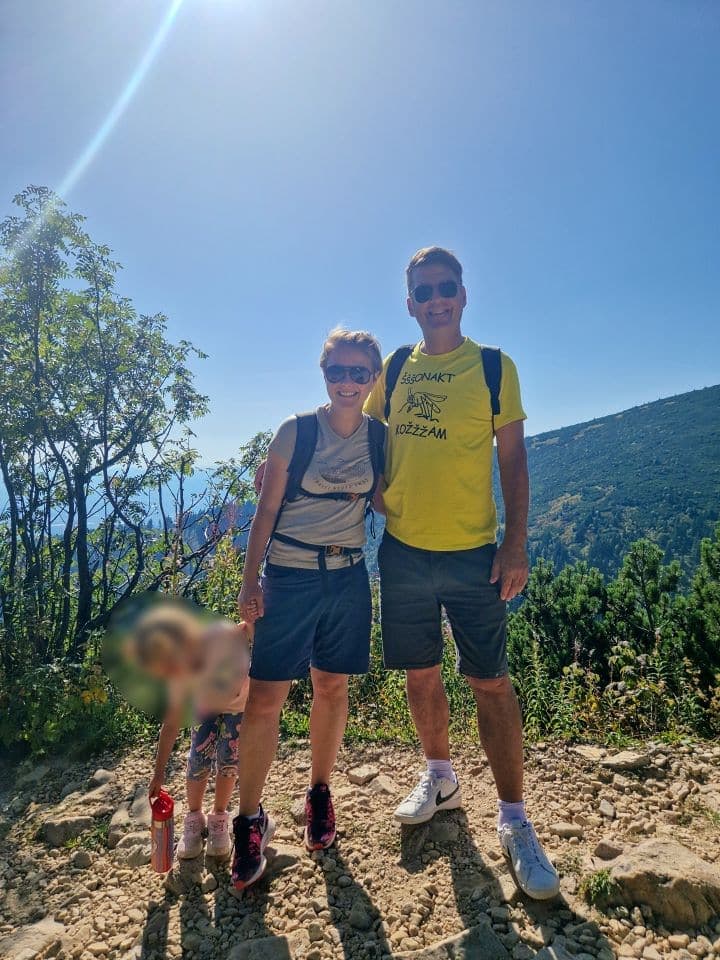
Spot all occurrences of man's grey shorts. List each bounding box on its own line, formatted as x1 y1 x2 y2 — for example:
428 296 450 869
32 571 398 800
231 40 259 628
378 532 508 679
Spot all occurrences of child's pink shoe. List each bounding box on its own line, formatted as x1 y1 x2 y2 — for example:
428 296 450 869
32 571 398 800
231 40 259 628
177 810 206 859
206 812 231 859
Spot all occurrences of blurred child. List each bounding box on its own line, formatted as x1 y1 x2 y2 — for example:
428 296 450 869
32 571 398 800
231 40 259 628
130 602 251 860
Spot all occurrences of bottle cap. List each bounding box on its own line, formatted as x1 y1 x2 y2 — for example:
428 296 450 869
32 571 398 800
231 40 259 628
150 789 174 821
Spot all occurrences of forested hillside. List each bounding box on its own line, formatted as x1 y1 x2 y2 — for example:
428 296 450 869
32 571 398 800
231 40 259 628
367 385 720 579
520 385 720 576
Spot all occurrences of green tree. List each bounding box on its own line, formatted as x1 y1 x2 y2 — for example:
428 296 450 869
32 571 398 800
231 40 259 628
686 523 720 683
0 186 208 668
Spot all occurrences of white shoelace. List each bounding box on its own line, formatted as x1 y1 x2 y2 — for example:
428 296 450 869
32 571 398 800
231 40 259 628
407 773 436 804
507 822 545 867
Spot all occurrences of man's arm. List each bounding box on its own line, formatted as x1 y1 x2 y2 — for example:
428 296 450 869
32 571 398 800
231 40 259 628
491 419 529 601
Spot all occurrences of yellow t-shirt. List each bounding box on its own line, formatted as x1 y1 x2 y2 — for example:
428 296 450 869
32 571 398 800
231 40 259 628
364 337 526 551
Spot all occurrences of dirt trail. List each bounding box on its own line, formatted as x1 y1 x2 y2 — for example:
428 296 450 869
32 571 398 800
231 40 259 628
1 738 719 960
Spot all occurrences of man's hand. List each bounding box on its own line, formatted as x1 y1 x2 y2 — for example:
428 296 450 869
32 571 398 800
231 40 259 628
254 460 267 496
148 773 164 801
489 540 529 601
238 579 264 622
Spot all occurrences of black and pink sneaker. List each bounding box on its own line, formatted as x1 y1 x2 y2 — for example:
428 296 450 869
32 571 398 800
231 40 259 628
231 805 275 890
304 783 336 851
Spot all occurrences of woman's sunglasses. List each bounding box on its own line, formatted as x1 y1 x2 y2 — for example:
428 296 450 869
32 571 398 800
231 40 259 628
411 280 459 303
324 365 373 385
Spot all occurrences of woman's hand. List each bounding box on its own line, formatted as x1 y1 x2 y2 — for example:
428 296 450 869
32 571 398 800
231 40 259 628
238 579 264 621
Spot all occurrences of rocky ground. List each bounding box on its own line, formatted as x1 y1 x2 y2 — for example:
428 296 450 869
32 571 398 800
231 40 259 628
1 738 719 960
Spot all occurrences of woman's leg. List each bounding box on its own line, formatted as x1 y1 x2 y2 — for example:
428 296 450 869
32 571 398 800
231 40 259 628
236 678 291 815
309 668 349 786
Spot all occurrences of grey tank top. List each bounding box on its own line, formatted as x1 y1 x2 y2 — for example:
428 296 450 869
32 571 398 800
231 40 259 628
266 406 374 570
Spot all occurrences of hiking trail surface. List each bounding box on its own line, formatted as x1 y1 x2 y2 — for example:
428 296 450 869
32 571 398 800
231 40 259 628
1 739 719 960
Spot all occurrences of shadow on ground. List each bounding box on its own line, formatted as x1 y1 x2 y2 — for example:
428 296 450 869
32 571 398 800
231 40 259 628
399 809 617 959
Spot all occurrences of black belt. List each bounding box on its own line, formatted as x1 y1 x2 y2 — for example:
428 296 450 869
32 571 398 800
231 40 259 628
271 533 363 576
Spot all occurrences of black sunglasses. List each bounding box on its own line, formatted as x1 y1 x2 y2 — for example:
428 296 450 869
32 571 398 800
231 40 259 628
324 364 373 384
411 280 460 303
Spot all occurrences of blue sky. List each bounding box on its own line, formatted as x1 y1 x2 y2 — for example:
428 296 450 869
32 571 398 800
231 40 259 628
2 0 719 462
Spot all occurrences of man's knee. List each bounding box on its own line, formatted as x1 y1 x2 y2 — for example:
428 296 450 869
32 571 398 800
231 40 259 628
406 665 443 694
467 673 515 697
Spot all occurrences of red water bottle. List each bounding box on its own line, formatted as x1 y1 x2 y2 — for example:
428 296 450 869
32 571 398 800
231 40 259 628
150 790 174 872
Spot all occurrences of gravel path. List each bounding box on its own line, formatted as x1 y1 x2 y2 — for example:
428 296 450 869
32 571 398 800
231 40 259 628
1 737 719 960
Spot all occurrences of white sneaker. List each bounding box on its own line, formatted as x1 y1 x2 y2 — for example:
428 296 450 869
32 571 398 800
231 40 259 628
177 810 206 859
499 820 560 900
206 812 231 859
394 771 462 824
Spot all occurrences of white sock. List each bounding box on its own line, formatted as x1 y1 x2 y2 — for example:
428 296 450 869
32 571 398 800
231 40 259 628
497 799 526 830
427 759 457 783
243 806 262 821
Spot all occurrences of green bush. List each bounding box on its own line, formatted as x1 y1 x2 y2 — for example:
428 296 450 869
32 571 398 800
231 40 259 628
0 659 155 758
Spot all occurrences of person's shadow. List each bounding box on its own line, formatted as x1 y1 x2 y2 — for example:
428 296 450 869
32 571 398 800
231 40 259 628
400 809 617 959
139 848 295 959
399 809 509 957
317 843 394 960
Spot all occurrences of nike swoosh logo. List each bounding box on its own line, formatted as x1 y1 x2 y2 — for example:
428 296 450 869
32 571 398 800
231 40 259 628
435 784 460 806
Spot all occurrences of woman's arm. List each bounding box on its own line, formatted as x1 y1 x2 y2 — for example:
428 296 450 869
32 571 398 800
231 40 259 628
237 449 289 619
372 475 387 516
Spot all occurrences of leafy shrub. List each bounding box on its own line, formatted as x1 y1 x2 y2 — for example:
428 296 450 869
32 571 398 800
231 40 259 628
0 659 155 758
579 869 619 907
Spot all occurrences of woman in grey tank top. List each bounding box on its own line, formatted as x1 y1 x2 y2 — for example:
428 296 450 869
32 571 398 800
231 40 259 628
232 329 385 891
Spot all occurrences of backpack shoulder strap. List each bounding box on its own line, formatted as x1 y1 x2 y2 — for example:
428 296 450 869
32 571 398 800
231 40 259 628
480 346 502 420
367 416 387 487
285 412 318 501
384 344 415 421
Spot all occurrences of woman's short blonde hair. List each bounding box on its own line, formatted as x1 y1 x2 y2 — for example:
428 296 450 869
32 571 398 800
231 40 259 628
319 327 383 373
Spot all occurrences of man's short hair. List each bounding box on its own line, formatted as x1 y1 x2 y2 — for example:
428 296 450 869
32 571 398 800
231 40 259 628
406 246 463 292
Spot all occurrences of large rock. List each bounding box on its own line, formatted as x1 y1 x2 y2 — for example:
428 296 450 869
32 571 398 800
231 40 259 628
535 945 575 960
128 784 152 826
108 802 131 848
395 920 509 959
594 837 623 860
607 839 720 927
367 773 401 796
0 917 66 960
571 745 606 762
347 764 379 785
600 750 652 771
114 830 151 867
549 821 584 839
228 934 295 959
88 768 115 788
42 815 94 847
108 785 152 847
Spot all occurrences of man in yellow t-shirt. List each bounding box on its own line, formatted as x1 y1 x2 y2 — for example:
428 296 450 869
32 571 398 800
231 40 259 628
365 246 559 901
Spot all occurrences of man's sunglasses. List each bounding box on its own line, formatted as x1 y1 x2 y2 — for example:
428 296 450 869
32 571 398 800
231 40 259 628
411 280 460 303
324 364 374 384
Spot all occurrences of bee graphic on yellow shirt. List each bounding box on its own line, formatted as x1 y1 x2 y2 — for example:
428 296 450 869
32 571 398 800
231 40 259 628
400 389 448 422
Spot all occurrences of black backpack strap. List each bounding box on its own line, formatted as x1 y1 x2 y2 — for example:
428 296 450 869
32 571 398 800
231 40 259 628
480 346 502 427
383 344 414 421
367 416 386 486
285 412 318 502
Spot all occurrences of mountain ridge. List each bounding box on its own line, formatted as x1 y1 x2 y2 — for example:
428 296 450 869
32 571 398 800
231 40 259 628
518 382 720 575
